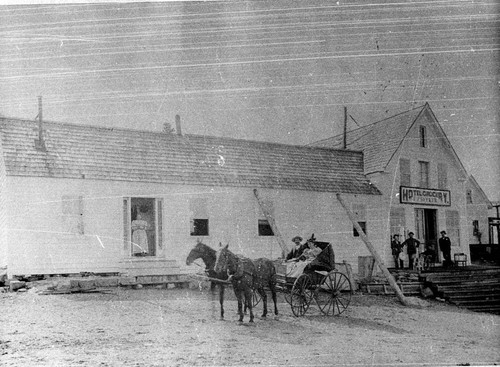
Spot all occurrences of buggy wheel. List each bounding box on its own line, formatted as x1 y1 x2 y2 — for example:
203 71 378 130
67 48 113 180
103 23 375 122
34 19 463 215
316 271 352 316
283 285 292 305
290 274 314 317
251 289 262 307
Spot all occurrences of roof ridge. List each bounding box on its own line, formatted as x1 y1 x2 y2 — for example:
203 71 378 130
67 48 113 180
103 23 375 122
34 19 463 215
0 116 362 154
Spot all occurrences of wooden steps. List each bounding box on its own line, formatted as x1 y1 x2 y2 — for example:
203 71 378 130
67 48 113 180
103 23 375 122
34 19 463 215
420 266 500 314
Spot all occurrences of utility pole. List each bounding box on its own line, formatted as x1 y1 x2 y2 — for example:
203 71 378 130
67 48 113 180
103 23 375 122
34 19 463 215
336 193 410 306
253 189 289 257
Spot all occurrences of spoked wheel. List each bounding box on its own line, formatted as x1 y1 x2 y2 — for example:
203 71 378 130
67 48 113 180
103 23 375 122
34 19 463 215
290 274 314 317
316 271 352 316
251 289 262 307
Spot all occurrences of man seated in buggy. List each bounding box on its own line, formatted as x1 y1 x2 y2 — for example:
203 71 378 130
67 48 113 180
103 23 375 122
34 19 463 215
286 235 334 278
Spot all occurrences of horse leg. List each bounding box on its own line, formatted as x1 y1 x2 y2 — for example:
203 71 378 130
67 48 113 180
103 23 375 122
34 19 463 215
219 284 225 320
244 287 254 323
257 287 268 318
270 282 279 316
235 288 244 322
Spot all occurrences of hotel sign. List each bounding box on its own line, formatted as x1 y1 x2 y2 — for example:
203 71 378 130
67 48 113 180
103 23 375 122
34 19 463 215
400 186 451 206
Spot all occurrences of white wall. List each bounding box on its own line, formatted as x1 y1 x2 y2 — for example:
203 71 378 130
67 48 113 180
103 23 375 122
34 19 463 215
5 176 384 276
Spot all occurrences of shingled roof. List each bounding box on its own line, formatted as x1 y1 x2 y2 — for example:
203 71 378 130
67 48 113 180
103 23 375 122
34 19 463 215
311 104 427 173
0 117 381 195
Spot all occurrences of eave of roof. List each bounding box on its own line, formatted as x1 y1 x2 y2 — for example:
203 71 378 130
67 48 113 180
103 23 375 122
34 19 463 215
0 117 381 196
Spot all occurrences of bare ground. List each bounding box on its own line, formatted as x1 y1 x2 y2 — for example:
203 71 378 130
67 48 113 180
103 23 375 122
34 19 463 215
1 283 499 367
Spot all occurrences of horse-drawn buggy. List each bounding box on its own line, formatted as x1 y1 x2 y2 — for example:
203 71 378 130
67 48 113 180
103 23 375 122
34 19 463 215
274 239 352 317
186 236 352 322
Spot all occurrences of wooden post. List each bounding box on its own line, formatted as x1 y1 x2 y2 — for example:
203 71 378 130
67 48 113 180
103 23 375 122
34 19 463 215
253 189 289 257
336 193 410 306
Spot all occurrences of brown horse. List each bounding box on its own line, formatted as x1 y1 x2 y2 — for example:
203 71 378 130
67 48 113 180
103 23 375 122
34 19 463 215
214 244 278 323
186 241 228 320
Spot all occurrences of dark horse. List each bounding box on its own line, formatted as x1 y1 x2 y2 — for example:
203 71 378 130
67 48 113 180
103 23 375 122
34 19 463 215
214 244 278 323
186 241 228 320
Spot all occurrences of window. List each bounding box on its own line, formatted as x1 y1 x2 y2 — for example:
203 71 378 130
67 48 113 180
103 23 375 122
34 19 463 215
190 198 209 236
191 219 209 236
466 189 473 204
353 222 366 237
124 197 162 256
352 204 366 237
400 158 411 186
61 195 84 235
258 219 274 236
437 163 447 189
419 125 427 147
257 199 275 236
419 161 429 188
446 210 460 247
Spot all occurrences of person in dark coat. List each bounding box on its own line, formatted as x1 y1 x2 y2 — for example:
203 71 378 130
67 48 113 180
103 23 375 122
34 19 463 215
286 236 306 261
439 230 452 267
391 234 403 269
402 232 420 270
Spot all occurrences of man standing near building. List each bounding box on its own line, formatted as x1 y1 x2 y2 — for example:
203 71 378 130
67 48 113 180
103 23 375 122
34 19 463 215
439 230 452 268
402 232 420 270
391 234 403 269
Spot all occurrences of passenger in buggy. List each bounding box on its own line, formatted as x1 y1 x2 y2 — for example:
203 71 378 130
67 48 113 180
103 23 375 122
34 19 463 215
286 236 322 278
286 236 307 261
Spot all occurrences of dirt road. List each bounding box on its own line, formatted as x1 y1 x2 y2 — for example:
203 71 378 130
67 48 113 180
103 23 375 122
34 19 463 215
1 285 499 366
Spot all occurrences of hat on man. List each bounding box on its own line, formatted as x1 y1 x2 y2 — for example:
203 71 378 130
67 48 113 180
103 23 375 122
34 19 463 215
393 234 399 238
408 232 414 236
440 230 446 235
292 236 302 242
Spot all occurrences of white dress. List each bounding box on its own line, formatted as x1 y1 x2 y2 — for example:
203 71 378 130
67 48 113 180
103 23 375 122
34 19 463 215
286 247 322 278
131 219 148 254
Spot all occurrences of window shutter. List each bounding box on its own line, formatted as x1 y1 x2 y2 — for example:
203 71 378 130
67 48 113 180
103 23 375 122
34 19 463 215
78 196 84 235
446 210 460 247
437 163 447 189
400 158 411 186
157 199 163 248
352 204 366 221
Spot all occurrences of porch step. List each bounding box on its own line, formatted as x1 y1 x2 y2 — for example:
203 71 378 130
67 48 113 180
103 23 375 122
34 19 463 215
422 266 500 314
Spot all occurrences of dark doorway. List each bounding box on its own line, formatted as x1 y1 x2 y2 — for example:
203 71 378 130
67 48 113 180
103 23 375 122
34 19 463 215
415 208 438 263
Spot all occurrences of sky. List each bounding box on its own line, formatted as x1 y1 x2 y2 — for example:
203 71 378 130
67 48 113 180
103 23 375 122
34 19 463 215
0 0 499 201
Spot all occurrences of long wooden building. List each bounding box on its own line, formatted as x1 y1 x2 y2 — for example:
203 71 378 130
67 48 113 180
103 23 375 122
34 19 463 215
0 116 382 278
